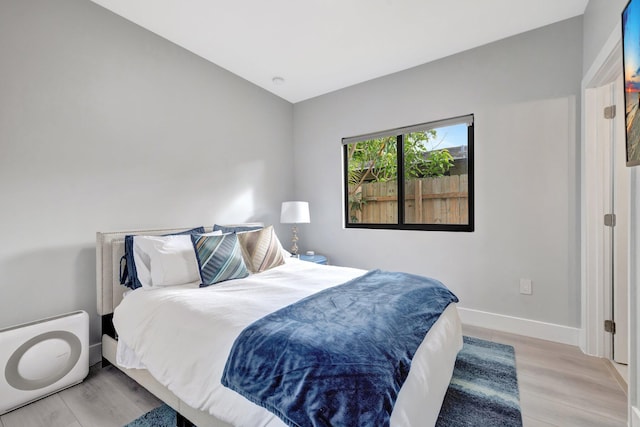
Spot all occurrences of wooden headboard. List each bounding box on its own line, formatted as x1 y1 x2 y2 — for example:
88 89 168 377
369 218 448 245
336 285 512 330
95 224 262 316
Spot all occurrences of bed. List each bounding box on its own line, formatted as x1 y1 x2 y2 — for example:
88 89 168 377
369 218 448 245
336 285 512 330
96 225 463 427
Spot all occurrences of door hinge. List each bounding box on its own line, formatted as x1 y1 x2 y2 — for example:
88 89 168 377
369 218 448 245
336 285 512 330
604 213 616 227
604 105 616 119
605 319 616 334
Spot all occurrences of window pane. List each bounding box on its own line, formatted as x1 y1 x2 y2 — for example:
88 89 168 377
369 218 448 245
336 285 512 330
403 124 469 225
345 137 398 224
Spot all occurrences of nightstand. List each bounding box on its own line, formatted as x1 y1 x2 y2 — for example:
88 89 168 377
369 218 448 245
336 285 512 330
298 254 328 265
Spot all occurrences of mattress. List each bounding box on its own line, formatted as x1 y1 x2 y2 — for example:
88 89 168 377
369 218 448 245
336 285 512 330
113 259 462 427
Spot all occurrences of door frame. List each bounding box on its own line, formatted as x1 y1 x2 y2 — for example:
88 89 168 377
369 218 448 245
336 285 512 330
581 24 623 358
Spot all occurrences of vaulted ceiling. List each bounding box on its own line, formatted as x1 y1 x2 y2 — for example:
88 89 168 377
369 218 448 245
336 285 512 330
90 0 589 103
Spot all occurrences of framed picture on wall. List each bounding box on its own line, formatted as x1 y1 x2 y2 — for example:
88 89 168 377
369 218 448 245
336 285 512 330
623 0 640 166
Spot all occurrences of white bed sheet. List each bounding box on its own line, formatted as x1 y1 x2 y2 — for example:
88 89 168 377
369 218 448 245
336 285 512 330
113 259 462 427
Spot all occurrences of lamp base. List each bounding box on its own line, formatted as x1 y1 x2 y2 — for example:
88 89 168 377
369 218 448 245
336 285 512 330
290 225 299 256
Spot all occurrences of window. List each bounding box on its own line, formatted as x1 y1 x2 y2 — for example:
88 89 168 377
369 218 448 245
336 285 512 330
343 114 474 231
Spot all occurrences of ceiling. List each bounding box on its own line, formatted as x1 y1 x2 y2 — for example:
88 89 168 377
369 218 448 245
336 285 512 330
90 0 589 103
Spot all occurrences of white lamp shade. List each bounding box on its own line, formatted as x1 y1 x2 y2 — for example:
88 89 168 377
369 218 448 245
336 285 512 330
280 201 310 224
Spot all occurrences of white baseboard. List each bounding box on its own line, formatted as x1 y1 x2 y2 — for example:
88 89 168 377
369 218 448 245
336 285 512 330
89 342 102 366
632 406 640 427
457 307 580 346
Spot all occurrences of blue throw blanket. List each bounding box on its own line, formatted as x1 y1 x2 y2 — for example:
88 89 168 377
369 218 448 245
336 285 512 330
221 270 459 427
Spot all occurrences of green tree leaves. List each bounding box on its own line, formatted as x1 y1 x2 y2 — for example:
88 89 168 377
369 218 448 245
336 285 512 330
347 130 454 189
346 130 455 222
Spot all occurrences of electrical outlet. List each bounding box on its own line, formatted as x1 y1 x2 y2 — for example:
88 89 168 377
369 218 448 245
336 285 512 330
520 279 532 295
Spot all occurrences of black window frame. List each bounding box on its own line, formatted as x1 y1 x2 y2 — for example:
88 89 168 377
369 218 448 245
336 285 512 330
342 114 474 232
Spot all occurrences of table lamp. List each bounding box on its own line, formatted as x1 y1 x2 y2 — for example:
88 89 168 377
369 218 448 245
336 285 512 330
280 201 310 257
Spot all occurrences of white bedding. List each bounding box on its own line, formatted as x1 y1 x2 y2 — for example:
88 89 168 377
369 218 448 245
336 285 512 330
113 259 462 427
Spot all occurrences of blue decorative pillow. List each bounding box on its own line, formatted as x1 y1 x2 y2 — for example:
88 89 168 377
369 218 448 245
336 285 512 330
192 233 249 287
121 227 205 289
213 224 262 234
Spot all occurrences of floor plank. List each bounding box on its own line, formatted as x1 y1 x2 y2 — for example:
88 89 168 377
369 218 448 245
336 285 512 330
1 394 79 427
516 345 612 384
520 389 627 427
58 365 152 427
608 361 629 395
99 365 162 413
518 372 627 422
460 323 493 341
522 415 556 427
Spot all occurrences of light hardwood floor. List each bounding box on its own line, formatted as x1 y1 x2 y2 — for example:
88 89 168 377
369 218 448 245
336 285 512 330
0 364 162 427
0 326 627 427
463 325 627 427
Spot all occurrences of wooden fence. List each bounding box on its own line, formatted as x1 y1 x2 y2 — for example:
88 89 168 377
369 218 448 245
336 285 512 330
348 174 469 224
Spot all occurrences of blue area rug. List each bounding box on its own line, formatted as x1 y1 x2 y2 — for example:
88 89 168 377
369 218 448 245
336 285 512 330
436 336 522 426
125 403 175 427
124 336 522 427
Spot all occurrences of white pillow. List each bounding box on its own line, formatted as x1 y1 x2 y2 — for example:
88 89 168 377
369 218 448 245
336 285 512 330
132 237 153 288
133 235 203 287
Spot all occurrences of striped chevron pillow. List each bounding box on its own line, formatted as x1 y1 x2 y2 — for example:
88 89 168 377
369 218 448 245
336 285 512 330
191 233 249 286
238 225 285 273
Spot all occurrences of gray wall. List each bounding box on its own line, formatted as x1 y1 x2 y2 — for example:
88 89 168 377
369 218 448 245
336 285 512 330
0 0 293 349
293 17 583 327
583 0 628 74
